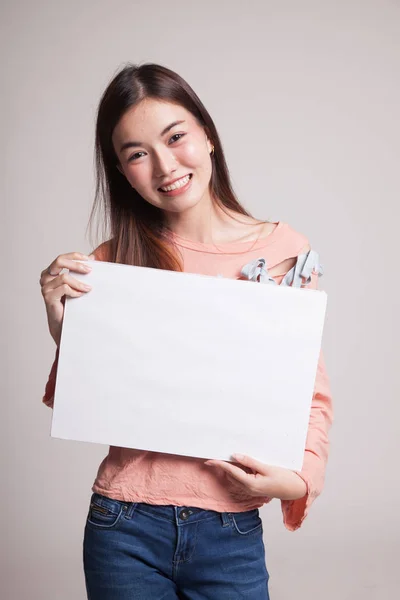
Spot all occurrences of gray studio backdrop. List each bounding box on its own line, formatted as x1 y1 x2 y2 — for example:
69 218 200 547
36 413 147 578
2 1 399 599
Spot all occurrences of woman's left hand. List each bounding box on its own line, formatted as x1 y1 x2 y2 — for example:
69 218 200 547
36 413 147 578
205 454 307 501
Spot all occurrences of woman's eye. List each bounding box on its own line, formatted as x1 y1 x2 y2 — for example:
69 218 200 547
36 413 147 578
127 134 185 161
128 151 146 162
169 133 186 144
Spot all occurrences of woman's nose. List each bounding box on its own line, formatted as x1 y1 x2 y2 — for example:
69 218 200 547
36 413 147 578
153 149 178 178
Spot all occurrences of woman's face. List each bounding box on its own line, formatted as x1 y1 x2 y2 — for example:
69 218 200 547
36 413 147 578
112 98 214 214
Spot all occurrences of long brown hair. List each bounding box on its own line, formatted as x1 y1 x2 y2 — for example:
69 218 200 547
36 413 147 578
88 62 252 269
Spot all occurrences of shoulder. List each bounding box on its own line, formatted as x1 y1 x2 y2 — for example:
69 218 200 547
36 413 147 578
277 221 311 256
266 222 323 287
92 239 113 262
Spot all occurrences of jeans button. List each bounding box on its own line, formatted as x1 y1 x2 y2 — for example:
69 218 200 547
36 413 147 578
179 509 192 520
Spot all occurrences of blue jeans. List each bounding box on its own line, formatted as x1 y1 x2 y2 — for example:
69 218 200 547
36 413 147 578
83 492 270 599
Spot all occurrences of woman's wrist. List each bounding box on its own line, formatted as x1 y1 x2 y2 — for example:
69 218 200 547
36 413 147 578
285 472 307 500
271 470 308 501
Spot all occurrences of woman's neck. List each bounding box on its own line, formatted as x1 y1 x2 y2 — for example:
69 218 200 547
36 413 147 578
164 197 261 245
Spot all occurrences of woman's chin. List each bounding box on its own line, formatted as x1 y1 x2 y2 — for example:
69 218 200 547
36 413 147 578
162 197 206 213
158 193 208 214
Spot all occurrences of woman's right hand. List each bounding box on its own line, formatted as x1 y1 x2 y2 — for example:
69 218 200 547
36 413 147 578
40 252 95 346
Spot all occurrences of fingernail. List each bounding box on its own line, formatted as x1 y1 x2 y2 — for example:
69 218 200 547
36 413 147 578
83 284 92 290
233 453 244 460
88 254 95 260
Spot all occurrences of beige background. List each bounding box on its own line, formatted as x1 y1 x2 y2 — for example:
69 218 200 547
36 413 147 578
2 0 399 598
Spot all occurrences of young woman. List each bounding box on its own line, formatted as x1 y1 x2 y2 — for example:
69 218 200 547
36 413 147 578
40 63 333 599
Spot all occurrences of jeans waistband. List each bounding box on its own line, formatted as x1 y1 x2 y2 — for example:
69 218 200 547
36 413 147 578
122 500 231 527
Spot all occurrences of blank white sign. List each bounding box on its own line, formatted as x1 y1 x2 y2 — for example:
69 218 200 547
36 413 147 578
51 260 327 470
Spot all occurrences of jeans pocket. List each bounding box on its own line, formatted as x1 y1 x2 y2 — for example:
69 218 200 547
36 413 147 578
230 509 263 535
86 493 125 529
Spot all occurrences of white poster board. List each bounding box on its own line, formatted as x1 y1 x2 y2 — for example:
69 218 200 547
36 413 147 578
51 261 327 470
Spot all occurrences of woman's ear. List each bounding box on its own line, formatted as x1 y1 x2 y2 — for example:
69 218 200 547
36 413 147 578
203 127 213 154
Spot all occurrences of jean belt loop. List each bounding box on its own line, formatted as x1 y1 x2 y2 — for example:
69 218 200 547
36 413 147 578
124 501 137 520
220 512 230 527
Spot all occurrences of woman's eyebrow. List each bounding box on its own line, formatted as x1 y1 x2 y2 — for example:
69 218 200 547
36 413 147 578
119 120 186 152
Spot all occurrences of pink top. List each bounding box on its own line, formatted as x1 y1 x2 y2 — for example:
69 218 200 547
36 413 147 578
42 221 333 531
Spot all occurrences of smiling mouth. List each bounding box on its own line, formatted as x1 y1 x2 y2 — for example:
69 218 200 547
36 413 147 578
158 173 192 192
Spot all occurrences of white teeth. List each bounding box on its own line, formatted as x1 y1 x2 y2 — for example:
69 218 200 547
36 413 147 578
160 175 191 192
